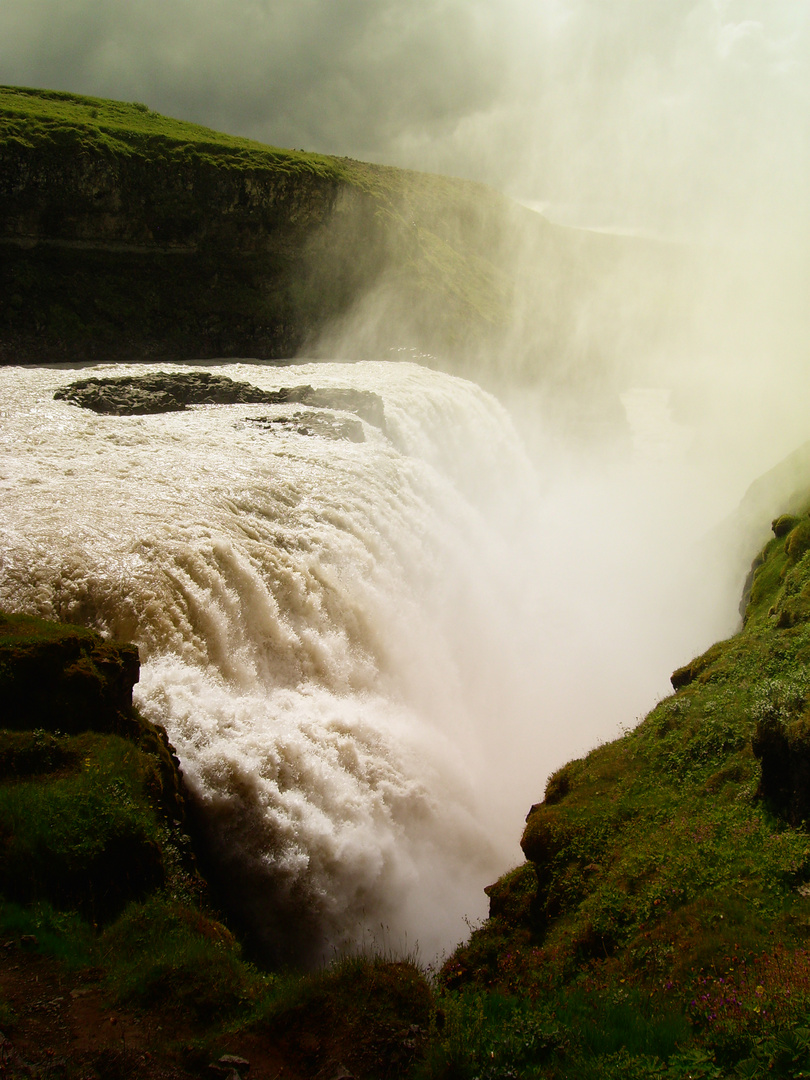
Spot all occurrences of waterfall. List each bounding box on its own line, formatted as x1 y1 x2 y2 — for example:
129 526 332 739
0 360 540 962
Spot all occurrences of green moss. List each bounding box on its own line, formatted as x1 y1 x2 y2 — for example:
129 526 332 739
772 513 799 538
670 640 730 689
785 520 810 563
0 732 167 920
485 863 538 926
436 502 810 1075
100 893 261 1024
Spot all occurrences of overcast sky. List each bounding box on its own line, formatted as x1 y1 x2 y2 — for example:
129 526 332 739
2 0 808 240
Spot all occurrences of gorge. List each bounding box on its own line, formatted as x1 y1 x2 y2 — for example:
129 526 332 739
4 82 810 1078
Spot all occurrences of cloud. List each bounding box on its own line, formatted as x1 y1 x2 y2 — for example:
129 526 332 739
1 0 808 240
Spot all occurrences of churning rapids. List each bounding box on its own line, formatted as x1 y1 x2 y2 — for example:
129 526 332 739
0 361 553 964
0 360 747 963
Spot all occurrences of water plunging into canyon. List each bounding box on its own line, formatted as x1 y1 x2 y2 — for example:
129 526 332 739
0 361 748 963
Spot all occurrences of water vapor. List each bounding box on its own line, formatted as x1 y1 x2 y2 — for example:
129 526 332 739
2 1 807 245
2 0 810 966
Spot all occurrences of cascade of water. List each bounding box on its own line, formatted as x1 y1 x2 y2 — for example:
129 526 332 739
0 361 540 962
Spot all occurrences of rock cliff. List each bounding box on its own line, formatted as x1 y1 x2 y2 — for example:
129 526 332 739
0 85 693 396
0 86 524 364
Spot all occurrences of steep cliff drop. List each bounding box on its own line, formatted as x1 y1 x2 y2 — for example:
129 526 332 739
0 361 543 964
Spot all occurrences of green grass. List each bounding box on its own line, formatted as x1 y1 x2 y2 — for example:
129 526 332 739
252 952 433 1079
99 893 264 1024
0 732 168 920
0 899 96 968
434 508 810 1077
0 84 347 181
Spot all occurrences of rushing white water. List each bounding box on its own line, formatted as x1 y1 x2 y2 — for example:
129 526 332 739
0 358 764 963
0 360 545 962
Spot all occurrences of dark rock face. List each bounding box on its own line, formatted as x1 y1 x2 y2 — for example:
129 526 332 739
0 611 194 921
55 371 274 413
0 612 139 735
752 713 810 826
260 385 386 429
0 130 392 363
0 611 184 818
54 371 386 430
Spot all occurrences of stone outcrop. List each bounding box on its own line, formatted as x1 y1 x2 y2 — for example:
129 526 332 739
0 610 185 819
0 611 196 921
0 611 139 735
53 371 385 430
246 411 366 443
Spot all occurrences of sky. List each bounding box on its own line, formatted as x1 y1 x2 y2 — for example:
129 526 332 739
2 0 808 242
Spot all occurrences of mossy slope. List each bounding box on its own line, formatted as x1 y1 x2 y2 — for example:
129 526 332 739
0 611 197 921
0 84 691 394
0 85 526 364
438 510 810 1077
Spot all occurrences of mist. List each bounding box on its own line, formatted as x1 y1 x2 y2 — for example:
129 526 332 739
2 0 810 958
2 1 807 242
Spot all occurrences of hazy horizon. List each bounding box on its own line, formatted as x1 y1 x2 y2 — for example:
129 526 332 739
2 1 808 246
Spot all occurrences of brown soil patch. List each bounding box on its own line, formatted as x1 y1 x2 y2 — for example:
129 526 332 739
0 940 300 1080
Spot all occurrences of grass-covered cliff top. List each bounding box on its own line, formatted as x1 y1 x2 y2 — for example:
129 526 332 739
0 83 516 220
1 85 532 364
1 84 687 391
0 84 344 177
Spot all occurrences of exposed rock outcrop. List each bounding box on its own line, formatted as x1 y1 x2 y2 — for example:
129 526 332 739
0 611 197 921
53 371 385 430
0 611 139 735
246 411 366 443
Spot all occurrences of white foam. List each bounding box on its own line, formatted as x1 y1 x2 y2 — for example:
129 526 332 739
0 361 537 962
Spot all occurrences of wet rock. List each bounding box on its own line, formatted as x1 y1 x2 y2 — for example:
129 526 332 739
208 1054 250 1079
245 411 365 442
262 386 385 429
219 1054 250 1075
55 371 273 414
54 372 386 430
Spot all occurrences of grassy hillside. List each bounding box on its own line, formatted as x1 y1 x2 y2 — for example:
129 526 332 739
0 85 693 398
0 85 527 366
437 507 810 1078
0 85 349 177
